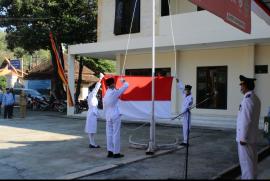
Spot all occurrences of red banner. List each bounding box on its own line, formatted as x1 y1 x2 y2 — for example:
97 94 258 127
190 0 251 34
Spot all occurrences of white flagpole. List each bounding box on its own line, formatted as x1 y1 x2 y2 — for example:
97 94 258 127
146 0 156 154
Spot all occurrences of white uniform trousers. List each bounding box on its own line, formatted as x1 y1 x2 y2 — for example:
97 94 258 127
106 117 121 154
238 143 257 179
182 111 191 143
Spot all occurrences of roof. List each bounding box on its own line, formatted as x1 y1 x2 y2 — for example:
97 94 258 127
25 54 99 83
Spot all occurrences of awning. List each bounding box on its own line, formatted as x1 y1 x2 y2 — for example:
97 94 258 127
252 0 270 26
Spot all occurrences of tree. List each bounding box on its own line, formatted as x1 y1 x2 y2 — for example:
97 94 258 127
13 47 25 58
0 0 116 101
0 0 98 99
0 32 13 61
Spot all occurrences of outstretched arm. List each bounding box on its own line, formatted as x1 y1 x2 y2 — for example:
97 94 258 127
115 81 129 98
91 73 104 97
176 78 185 98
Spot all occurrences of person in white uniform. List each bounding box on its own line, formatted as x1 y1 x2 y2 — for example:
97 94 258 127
176 78 193 146
103 77 129 158
237 75 261 179
85 73 104 148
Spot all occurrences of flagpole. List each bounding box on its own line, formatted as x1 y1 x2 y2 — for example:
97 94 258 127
146 0 156 155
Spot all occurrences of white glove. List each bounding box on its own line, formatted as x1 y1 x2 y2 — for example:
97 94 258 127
99 73 104 79
120 77 125 83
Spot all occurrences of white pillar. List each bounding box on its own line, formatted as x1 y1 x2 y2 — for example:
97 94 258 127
67 54 75 116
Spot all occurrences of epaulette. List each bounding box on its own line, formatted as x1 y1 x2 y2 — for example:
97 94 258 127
245 94 251 98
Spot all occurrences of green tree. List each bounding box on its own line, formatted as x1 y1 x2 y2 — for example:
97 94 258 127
13 47 25 58
0 0 116 100
0 32 13 61
0 0 98 99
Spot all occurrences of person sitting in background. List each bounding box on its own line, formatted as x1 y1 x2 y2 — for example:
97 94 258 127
19 90 27 118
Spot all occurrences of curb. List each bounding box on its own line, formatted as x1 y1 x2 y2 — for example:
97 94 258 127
211 145 270 180
56 146 183 180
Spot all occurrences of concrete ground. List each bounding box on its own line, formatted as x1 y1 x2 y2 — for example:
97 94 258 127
0 108 269 179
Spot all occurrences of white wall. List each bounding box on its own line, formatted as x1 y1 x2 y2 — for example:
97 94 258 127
98 0 153 42
117 45 267 117
169 0 197 15
178 46 255 116
97 0 197 42
6 74 18 88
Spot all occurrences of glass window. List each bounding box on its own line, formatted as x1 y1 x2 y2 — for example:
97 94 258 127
196 66 227 109
114 0 140 35
161 0 170 16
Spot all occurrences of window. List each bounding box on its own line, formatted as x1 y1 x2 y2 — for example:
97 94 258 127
255 65 268 74
161 0 170 16
126 68 171 76
197 66 227 109
114 0 140 35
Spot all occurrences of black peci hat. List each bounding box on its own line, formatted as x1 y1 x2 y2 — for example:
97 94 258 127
239 75 256 90
185 85 192 91
105 77 115 86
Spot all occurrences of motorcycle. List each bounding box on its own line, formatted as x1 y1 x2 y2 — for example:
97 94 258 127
75 99 88 114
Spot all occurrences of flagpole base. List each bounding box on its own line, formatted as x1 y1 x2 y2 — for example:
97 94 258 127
129 135 179 152
146 141 156 155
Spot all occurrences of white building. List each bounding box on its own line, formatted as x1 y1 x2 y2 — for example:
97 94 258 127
68 0 270 128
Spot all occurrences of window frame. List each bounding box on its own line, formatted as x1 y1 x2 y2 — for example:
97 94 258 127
196 66 228 110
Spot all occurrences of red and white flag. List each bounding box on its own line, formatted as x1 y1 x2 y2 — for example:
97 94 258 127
102 76 173 120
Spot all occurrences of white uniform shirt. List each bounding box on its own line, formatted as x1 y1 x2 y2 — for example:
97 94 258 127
178 81 193 113
103 82 129 120
236 91 261 143
87 82 101 116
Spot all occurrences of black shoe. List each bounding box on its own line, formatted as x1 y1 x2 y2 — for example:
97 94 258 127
89 144 100 148
180 142 189 146
107 151 114 158
113 153 124 158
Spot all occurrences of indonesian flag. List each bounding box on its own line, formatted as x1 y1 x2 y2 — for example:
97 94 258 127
252 0 270 26
102 76 173 120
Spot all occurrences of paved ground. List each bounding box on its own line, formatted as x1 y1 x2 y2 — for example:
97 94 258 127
0 108 269 179
81 127 269 180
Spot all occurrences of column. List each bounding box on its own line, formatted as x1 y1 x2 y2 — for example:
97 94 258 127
67 53 75 116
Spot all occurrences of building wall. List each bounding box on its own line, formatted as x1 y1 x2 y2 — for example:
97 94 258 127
116 45 270 118
97 0 153 42
97 0 197 42
170 0 197 15
178 46 255 116
255 45 270 116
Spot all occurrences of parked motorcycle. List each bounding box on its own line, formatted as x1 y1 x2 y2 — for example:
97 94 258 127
75 99 88 114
